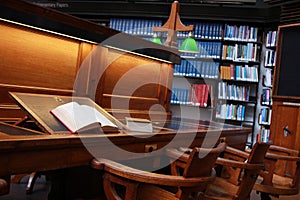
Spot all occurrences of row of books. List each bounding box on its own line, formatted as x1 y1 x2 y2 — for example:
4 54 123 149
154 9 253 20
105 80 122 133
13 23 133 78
266 30 277 47
171 84 213 107
222 43 258 62
219 64 258 82
264 50 276 67
224 25 258 42
257 128 270 142
174 60 219 79
261 88 272 106
218 82 250 101
215 103 246 121
110 18 163 36
193 22 223 40
258 107 272 125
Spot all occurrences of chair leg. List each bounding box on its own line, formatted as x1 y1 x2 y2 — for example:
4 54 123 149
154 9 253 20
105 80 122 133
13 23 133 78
26 172 40 194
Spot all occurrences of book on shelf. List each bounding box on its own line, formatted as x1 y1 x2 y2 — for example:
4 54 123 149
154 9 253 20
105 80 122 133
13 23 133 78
266 30 277 47
258 107 272 125
257 128 270 142
264 68 272 87
50 101 120 134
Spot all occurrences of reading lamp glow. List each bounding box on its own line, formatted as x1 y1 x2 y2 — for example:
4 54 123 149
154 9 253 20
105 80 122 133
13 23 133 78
151 32 162 45
179 32 198 53
152 1 198 53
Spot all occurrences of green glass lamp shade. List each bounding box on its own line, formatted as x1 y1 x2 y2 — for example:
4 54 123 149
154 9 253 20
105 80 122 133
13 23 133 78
179 34 199 53
151 33 162 45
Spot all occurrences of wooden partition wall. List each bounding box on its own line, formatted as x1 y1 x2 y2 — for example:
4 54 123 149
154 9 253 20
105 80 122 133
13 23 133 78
0 20 174 123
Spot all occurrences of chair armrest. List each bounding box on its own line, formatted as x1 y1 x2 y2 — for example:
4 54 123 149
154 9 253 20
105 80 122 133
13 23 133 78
216 157 264 170
269 145 299 155
166 148 190 162
225 146 250 159
91 158 215 187
266 153 300 162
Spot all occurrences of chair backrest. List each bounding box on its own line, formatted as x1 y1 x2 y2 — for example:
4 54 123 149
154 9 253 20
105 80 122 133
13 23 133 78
268 145 300 188
183 142 227 178
236 142 270 199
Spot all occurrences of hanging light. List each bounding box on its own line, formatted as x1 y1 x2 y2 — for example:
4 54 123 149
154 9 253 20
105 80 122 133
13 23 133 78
179 32 198 53
151 32 162 45
152 1 199 54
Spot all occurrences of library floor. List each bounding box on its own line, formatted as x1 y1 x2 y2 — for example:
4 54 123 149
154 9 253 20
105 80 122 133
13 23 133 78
0 175 299 200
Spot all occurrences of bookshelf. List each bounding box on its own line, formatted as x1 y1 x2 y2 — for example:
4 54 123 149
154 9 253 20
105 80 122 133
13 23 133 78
215 24 261 147
255 30 277 143
109 18 263 147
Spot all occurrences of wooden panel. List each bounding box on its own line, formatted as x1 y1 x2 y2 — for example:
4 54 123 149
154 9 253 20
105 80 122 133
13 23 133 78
103 50 163 99
270 99 300 176
270 100 300 150
0 22 79 90
82 48 174 119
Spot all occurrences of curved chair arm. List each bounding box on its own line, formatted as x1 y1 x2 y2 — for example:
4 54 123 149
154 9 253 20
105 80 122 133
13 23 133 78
0 178 9 196
91 158 216 187
224 146 250 159
166 148 190 162
269 145 299 155
216 157 264 170
266 153 300 162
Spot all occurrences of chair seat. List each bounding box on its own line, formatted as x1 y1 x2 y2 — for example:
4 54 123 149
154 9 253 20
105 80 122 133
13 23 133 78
137 184 178 200
254 174 298 195
205 177 239 200
253 145 300 198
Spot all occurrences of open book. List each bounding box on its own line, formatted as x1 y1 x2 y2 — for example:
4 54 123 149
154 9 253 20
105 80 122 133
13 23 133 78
50 101 119 134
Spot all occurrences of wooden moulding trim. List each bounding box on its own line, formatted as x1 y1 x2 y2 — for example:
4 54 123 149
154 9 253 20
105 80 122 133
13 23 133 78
0 104 20 109
272 95 300 102
0 83 74 94
102 93 158 101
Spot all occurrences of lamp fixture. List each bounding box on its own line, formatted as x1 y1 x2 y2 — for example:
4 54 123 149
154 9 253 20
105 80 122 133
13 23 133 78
152 1 198 53
151 32 163 45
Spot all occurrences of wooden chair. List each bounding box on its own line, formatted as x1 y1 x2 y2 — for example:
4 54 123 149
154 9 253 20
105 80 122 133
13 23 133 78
203 142 270 200
91 142 226 200
253 145 300 200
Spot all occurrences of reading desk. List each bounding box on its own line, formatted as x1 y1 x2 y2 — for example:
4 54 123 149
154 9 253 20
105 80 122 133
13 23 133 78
0 92 251 196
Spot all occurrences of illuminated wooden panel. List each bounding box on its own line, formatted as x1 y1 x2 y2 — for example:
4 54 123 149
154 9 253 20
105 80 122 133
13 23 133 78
0 22 79 90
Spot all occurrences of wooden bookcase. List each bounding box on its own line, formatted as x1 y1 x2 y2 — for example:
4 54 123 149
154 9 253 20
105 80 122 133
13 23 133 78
255 29 278 143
